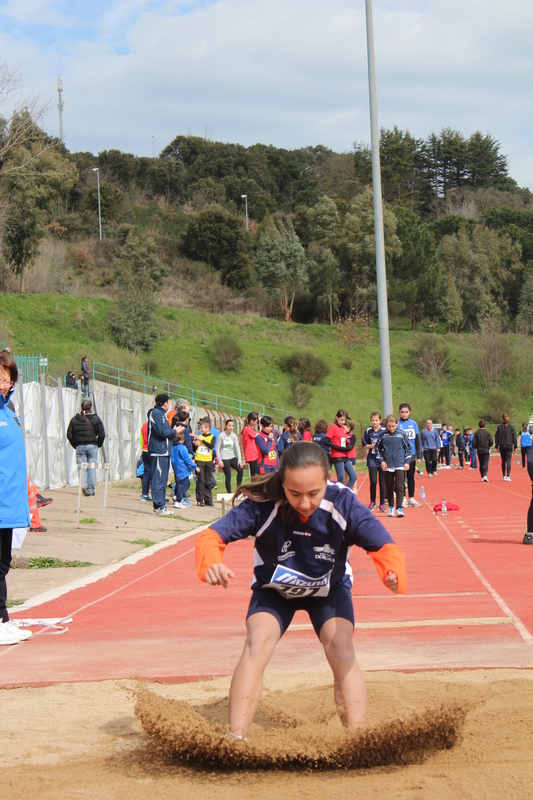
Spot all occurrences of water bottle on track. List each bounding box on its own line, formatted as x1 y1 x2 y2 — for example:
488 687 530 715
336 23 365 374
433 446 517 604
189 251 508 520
442 498 447 517
420 486 425 500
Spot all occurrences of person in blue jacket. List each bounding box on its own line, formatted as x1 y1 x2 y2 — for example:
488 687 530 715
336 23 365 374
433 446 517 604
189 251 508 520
0 351 32 645
171 431 199 508
362 412 387 512
148 394 178 516
376 414 411 518
420 420 442 478
277 416 302 457
397 403 422 508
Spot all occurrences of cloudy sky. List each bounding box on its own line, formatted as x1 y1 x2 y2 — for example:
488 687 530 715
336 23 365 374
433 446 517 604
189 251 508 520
1 0 532 187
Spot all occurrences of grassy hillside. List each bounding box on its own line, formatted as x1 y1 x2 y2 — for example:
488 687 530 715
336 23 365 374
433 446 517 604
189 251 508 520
1 293 531 429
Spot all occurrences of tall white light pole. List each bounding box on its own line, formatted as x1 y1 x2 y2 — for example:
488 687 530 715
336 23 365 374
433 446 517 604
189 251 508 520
241 194 248 231
92 167 102 241
365 0 393 417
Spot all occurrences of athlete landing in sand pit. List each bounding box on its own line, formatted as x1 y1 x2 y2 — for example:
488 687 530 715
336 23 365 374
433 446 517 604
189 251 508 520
195 441 406 737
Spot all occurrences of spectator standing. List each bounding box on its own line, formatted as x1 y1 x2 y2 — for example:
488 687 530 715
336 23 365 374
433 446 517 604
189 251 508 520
80 356 90 398
455 428 466 469
376 414 411 518
171 432 198 508
255 415 279 475
420 420 442 478
440 424 452 468
216 419 244 493
298 418 313 442
397 403 422 508
67 399 105 497
193 417 216 506
277 416 302 457
242 412 260 477
523 447 533 545
495 413 517 482
0 351 32 645
362 412 387 512
139 412 152 501
147 393 177 515
468 428 478 471
325 410 357 490
519 423 532 470
312 419 330 457
472 420 494 483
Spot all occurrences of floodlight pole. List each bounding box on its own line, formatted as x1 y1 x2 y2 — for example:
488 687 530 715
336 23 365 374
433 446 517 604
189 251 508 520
93 167 102 241
241 194 248 231
365 0 393 417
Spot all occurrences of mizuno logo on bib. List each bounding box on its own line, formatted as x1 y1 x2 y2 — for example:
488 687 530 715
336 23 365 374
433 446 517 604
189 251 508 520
264 565 332 598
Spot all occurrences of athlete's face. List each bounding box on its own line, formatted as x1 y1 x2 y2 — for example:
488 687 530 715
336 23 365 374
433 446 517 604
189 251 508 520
336 416 346 426
400 407 410 419
371 415 381 430
282 466 327 517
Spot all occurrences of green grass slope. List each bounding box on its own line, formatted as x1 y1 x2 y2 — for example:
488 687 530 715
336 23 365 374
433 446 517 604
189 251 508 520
1 293 531 429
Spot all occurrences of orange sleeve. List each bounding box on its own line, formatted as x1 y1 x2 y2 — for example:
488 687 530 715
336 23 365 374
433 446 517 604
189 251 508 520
367 543 406 594
195 528 227 582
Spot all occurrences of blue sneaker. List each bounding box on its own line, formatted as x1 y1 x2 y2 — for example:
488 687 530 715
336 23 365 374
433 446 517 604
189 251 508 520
182 498 192 507
140 495 150 502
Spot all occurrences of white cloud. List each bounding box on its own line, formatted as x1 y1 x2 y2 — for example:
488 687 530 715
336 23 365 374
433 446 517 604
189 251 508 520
0 0 532 187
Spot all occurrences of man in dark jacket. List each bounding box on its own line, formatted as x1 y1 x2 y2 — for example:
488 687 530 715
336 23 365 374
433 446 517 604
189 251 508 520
67 400 105 496
472 420 494 483
148 394 177 516
494 413 517 482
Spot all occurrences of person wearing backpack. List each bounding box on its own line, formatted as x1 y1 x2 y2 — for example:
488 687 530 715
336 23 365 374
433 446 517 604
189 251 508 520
472 420 494 483
66 400 105 497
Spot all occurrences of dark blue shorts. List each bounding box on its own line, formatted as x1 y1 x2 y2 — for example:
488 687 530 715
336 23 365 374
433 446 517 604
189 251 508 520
247 583 354 638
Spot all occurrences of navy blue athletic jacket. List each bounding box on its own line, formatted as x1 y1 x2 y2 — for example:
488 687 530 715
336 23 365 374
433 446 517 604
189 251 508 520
195 482 406 597
376 428 411 470
147 406 176 456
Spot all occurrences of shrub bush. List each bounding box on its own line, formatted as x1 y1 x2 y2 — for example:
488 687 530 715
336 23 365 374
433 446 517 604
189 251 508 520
341 357 353 371
289 377 313 409
485 389 513 424
213 335 243 372
279 349 331 385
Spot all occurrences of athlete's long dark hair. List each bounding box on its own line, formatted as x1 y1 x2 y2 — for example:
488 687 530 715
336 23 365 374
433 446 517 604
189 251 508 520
234 441 329 520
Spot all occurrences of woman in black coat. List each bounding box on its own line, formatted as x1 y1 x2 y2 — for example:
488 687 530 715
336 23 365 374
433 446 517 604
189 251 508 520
494 413 517 482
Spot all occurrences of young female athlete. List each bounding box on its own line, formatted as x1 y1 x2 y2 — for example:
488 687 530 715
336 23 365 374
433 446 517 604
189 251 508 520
325 410 357 490
195 441 406 737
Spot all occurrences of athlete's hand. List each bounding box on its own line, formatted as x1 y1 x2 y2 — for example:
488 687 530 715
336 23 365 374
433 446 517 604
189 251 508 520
385 570 398 593
204 563 235 588
404 463 410 471
381 462 388 470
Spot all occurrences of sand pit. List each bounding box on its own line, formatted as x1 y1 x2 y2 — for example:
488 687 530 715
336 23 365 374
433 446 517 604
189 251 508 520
2 669 533 799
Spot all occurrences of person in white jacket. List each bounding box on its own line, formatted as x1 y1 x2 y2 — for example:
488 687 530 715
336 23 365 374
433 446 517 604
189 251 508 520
215 420 244 493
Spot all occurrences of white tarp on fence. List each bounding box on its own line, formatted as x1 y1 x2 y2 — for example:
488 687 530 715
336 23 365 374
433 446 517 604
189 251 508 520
15 377 245 490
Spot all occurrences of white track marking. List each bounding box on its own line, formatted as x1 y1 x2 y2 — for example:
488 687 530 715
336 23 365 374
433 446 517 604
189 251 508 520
429 504 533 643
290 617 514 631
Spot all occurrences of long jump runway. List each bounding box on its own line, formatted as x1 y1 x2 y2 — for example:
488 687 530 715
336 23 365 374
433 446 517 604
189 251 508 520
2 467 532 687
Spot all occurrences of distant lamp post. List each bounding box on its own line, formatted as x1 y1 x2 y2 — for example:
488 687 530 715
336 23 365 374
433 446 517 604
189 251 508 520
241 194 248 231
152 134 155 159
92 167 102 241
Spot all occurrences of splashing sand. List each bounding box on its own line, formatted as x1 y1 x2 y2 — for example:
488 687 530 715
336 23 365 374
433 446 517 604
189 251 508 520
135 687 466 770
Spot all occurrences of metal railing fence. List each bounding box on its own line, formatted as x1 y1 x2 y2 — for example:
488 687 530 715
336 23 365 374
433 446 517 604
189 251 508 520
92 362 295 422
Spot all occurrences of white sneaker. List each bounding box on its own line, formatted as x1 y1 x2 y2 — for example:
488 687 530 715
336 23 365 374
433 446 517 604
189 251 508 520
482 476 489 482
402 497 408 508
156 507 174 516
173 501 186 509
408 499 422 508
0 620 31 645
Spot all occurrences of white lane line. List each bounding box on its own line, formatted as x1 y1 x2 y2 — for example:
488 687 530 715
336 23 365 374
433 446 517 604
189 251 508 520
12 522 209 613
290 617 513 631
429 506 533 643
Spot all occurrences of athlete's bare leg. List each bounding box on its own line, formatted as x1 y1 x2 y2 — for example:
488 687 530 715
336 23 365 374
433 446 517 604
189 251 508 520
228 612 281 736
320 617 367 727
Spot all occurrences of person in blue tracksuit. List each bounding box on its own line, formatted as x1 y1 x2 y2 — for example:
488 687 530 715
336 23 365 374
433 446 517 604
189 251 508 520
255 415 279 474
312 419 330 457
277 416 302 457
397 403 422 508
520 423 532 470
440 425 453 468
148 393 178 515
0 352 32 644
468 428 477 470
376 415 411 518
362 412 387 512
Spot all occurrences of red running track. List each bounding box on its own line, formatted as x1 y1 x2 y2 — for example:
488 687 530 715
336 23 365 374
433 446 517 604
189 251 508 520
2 464 532 687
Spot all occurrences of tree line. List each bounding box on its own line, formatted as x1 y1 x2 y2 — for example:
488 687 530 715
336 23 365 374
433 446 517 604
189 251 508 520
0 66 532 338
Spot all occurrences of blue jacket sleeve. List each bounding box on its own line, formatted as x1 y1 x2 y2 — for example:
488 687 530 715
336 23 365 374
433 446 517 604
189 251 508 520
210 498 263 543
151 410 176 440
277 433 286 455
255 433 271 456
